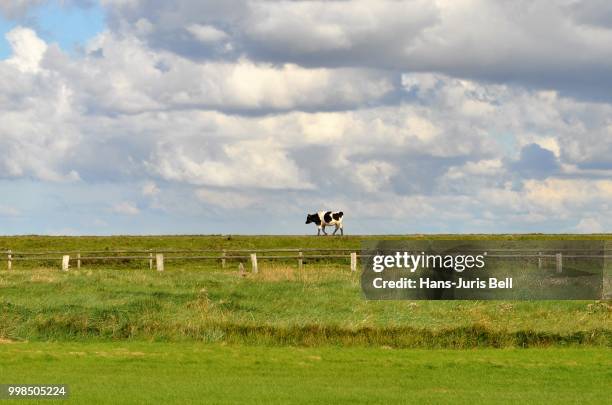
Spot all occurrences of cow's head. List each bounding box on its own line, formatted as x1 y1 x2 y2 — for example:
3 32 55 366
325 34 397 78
305 213 317 224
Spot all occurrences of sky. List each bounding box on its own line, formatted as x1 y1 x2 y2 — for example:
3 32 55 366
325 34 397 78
0 0 611 235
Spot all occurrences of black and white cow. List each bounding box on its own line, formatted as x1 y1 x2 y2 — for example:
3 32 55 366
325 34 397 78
305 211 344 236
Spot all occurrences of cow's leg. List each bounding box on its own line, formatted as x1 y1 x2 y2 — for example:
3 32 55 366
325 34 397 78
317 227 321 236
321 225 328 235
340 223 344 236
333 225 339 235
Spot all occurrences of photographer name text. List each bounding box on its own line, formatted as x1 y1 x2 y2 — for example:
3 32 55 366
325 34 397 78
372 277 513 289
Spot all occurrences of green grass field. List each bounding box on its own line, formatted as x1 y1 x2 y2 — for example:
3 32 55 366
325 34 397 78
1 266 610 346
0 343 609 404
1 235 610 403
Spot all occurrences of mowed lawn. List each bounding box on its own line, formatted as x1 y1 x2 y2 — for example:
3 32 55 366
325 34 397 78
0 343 610 404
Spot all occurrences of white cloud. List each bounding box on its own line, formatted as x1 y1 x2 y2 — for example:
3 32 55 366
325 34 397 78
244 0 439 57
0 0 44 18
522 179 612 214
0 30 82 183
67 32 394 114
141 181 160 196
575 218 604 233
150 139 314 190
472 179 612 228
6 26 47 73
353 161 397 193
101 0 612 101
444 159 504 180
186 24 228 42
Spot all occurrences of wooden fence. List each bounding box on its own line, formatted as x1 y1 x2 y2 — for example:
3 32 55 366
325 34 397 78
2 248 609 273
2 248 361 272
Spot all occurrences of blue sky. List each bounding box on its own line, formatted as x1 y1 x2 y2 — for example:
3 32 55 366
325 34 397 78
0 1 611 235
0 15 15 58
0 1 104 58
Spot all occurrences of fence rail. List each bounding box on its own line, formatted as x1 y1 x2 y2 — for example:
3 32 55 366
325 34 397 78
3 248 359 255
4 247 608 255
3 249 365 272
3 248 611 273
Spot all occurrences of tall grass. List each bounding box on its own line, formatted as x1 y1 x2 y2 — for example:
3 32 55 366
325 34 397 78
1 261 609 347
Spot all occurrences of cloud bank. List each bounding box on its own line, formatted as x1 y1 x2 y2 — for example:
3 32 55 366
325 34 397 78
0 0 610 234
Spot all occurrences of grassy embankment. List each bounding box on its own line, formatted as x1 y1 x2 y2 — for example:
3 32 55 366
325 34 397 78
0 235 610 347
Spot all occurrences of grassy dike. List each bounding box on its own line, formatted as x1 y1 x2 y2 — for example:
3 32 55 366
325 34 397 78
0 235 610 346
1 233 611 252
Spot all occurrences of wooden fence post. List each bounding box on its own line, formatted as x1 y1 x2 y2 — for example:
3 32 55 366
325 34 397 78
350 252 357 272
156 254 164 272
77 253 81 269
62 255 70 271
538 252 542 269
556 253 562 273
298 251 303 270
221 249 226 269
149 251 153 270
7 250 12 271
250 253 258 274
